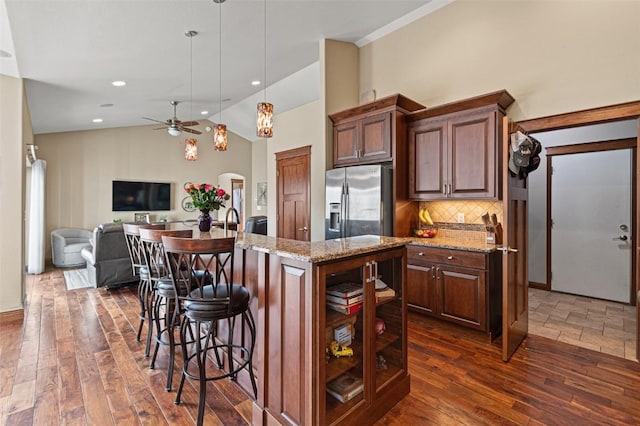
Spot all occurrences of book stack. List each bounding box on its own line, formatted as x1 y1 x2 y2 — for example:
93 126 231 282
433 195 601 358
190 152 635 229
326 372 364 403
326 282 363 315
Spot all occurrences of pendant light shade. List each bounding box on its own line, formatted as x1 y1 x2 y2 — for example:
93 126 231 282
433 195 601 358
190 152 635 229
257 102 273 138
257 0 273 138
185 138 197 161
214 0 228 152
213 124 227 151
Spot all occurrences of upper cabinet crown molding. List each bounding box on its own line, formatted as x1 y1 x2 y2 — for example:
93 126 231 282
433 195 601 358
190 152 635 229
329 93 425 123
406 90 514 122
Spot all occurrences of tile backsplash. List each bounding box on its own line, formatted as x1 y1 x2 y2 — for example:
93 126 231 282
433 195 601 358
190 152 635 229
420 200 503 226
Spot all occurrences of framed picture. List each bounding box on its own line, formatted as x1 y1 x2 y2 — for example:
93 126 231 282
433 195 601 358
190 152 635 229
257 182 267 206
181 196 196 212
134 212 150 223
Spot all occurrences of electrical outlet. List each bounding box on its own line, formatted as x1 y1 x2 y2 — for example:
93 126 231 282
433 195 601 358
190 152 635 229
456 212 465 223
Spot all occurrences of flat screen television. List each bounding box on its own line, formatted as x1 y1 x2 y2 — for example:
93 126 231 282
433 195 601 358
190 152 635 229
112 180 172 211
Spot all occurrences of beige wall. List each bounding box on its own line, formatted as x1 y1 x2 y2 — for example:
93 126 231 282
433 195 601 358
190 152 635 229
359 0 640 120
35 123 253 258
266 100 325 240
0 74 27 313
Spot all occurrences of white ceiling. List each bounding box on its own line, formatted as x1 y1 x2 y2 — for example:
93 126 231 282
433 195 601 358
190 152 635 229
1 0 452 141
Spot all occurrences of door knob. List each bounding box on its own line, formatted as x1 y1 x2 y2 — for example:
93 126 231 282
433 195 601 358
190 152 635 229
613 235 628 241
497 247 518 254
298 226 308 232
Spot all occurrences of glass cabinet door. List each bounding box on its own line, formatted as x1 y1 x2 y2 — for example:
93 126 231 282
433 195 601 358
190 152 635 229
370 253 405 393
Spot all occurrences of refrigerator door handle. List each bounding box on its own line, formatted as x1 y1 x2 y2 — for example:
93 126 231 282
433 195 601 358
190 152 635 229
340 183 346 237
343 182 349 237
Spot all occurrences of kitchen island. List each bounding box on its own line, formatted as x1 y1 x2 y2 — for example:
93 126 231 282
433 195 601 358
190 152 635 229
230 233 409 426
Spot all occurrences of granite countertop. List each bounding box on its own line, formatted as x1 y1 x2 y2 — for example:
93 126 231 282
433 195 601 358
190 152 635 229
234 233 408 263
405 235 501 253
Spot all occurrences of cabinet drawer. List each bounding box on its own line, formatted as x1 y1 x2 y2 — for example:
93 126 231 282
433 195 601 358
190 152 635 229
407 245 486 270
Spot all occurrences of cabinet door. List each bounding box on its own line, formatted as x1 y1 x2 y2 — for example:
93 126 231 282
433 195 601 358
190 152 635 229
408 119 447 200
447 110 497 199
333 120 360 166
406 262 437 315
437 265 486 331
360 111 392 163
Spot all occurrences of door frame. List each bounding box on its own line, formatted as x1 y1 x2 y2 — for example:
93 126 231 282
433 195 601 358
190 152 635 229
545 139 637 304
516 99 640 359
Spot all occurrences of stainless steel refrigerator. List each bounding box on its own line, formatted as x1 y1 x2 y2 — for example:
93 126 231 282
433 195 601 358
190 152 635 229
325 164 393 240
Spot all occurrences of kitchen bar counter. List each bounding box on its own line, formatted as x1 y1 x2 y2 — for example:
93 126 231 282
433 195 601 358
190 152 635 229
234 232 408 262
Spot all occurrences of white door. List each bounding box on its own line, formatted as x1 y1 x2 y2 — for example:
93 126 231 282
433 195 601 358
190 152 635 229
551 149 632 303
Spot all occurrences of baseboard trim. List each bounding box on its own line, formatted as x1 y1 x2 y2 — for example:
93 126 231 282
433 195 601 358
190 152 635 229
529 281 550 291
0 308 24 323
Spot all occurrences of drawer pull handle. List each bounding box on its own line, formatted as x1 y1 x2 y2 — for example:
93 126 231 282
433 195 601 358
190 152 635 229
418 252 424 256
447 256 454 260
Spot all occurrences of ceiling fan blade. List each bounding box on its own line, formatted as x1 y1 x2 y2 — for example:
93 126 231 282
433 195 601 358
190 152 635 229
182 127 202 135
142 117 168 124
180 121 199 127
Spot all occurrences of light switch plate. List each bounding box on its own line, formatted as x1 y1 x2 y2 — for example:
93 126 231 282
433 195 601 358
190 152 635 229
457 212 465 223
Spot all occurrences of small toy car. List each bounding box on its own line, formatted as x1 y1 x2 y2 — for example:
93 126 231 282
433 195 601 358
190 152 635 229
330 340 353 358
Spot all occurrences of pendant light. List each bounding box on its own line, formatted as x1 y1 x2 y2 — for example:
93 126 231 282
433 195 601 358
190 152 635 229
213 0 228 151
185 30 198 160
256 0 273 138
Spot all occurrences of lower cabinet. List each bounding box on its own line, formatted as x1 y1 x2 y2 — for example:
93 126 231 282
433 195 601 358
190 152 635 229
407 245 501 339
319 246 408 425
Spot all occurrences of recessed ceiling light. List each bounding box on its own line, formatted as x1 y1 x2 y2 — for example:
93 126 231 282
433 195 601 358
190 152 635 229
92 118 103 123
100 103 114 108
111 81 126 87
201 110 209 115
251 80 261 86
0 50 12 58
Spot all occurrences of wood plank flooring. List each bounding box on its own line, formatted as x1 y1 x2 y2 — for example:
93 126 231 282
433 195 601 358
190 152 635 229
1 267 639 425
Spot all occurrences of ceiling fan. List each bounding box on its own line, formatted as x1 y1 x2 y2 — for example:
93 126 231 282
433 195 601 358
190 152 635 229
142 100 202 136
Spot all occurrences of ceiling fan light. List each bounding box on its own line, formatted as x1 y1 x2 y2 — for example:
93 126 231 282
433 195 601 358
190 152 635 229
257 102 273 138
213 124 227 151
168 127 181 136
185 138 198 161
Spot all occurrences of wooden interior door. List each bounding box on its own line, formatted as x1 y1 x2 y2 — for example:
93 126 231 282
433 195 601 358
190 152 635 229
501 117 529 361
276 146 311 241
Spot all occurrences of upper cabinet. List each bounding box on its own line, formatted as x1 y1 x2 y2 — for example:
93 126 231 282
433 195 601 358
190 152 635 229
407 90 514 200
330 94 424 168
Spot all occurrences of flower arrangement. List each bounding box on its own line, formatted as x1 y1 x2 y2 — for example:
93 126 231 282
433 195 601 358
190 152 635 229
184 183 230 211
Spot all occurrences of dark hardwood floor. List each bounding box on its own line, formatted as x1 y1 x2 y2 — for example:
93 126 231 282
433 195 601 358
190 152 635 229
1 267 639 425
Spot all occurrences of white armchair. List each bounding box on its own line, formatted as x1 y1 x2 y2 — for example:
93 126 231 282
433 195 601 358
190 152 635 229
50 228 93 268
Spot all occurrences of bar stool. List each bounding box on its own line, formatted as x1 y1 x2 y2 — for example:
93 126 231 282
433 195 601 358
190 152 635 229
139 228 193 391
162 236 257 426
122 222 166 356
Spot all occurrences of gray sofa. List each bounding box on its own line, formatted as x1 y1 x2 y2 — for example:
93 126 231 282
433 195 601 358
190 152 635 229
81 223 137 288
51 228 93 268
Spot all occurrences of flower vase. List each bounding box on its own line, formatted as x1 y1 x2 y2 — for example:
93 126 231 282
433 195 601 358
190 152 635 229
198 209 212 232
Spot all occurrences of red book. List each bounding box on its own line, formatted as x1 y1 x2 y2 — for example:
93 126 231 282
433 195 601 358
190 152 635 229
326 301 363 315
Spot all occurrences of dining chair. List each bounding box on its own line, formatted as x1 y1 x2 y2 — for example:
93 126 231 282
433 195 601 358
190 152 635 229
162 235 257 426
139 228 193 380
122 222 166 351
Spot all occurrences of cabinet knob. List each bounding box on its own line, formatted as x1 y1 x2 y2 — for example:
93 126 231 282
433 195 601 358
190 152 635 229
418 252 424 256
447 255 454 260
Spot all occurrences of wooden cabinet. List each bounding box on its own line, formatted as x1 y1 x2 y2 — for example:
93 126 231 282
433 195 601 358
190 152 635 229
334 111 392 165
243 238 409 426
407 245 501 339
330 94 424 168
319 247 408 425
407 90 514 200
